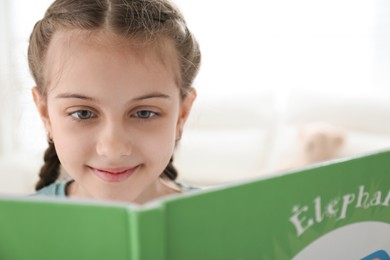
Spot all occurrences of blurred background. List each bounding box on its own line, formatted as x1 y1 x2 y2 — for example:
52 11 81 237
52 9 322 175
0 0 389 194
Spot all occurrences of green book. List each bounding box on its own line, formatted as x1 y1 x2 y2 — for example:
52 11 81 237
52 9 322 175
1 150 390 259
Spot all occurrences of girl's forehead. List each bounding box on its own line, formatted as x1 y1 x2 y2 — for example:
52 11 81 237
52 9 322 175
44 29 180 87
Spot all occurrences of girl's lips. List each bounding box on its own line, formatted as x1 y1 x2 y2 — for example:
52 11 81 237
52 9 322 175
89 166 138 183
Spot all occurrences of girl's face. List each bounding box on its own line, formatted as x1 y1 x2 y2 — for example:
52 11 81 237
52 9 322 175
33 30 195 203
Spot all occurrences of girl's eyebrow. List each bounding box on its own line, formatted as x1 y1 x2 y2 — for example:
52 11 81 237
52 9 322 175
55 93 97 101
55 92 171 102
131 92 171 101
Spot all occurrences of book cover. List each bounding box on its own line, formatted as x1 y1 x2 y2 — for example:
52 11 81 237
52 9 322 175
0 150 389 259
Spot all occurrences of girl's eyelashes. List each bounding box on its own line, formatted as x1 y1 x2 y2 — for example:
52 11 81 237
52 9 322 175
133 110 159 119
67 108 161 121
69 110 96 120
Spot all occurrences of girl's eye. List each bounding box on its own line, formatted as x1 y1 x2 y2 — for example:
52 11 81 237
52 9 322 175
70 110 95 120
134 110 157 119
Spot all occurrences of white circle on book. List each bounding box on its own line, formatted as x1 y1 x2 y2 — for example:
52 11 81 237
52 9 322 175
293 221 390 260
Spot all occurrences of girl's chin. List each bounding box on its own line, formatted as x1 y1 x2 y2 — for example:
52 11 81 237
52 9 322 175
87 190 139 203
68 179 140 203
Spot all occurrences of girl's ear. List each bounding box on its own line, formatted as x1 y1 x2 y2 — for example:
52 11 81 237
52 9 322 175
32 87 52 135
176 88 196 140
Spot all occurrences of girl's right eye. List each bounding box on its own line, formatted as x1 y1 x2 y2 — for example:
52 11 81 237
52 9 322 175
69 110 96 120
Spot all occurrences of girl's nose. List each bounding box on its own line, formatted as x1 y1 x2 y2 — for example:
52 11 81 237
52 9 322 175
96 123 132 159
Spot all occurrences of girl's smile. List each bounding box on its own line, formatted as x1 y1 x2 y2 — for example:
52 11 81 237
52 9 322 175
88 166 140 183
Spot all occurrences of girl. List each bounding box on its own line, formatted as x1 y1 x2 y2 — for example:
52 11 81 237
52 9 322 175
28 0 201 204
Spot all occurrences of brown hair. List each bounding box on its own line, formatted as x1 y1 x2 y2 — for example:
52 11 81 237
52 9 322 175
29 0 201 190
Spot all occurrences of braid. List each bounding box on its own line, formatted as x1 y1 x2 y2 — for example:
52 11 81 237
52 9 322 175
35 142 61 191
161 157 178 181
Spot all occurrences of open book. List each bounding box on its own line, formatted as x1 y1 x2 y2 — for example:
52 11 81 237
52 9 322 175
1 150 390 259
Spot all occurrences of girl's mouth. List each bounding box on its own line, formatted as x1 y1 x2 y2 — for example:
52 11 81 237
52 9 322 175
89 166 138 183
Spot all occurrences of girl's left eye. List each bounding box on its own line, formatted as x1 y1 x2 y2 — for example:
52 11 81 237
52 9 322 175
134 110 158 119
70 110 96 120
